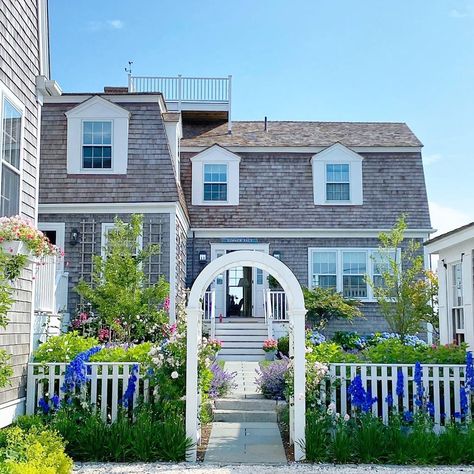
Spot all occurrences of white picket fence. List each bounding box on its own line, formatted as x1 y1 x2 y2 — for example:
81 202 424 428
26 361 470 427
26 362 149 422
320 363 469 425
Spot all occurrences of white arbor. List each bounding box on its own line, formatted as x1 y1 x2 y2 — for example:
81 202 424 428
185 250 307 461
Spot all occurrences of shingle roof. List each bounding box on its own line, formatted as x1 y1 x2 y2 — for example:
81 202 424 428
182 121 422 148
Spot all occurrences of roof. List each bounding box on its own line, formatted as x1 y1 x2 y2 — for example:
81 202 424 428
182 121 423 148
424 222 474 248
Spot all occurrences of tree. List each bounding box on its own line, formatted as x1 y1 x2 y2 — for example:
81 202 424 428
76 214 169 343
303 286 363 330
367 215 438 339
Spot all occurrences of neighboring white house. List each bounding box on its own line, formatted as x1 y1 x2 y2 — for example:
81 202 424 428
425 223 474 349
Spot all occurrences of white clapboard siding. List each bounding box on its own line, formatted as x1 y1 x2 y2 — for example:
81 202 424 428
319 363 468 426
27 362 152 422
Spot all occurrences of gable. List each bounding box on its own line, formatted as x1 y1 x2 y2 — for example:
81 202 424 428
310 142 364 164
65 95 130 119
190 144 241 163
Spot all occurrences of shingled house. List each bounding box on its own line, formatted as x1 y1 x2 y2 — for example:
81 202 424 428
38 76 432 359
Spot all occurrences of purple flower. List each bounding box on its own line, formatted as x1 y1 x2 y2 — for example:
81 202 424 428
396 368 404 398
255 357 290 400
209 363 237 399
348 375 377 413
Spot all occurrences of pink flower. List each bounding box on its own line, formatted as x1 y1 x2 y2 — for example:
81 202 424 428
163 296 170 312
98 328 110 342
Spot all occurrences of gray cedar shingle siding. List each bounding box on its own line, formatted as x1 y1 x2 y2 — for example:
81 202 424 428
38 213 171 317
0 0 42 406
39 101 179 204
181 151 431 229
182 121 423 148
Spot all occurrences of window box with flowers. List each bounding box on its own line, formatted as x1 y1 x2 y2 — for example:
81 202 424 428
263 338 278 360
0 215 60 261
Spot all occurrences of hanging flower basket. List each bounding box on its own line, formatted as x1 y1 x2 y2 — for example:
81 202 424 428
0 240 32 257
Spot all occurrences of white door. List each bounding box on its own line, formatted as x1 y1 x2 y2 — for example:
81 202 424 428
253 267 266 317
213 250 226 318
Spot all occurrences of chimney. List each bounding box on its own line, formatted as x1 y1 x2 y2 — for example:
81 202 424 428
103 86 129 94
264 116 268 132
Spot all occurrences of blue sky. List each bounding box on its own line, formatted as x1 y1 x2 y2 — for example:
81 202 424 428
49 0 474 235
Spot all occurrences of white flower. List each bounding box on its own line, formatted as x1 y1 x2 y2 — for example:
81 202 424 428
327 408 334 415
328 402 336 411
171 371 179 379
335 413 340 419
344 414 350 421
305 346 313 354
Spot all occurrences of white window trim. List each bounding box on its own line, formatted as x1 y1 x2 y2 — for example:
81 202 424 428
325 162 351 203
38 222 65 272
80 120 114 172
308 247 401 302
191 144 240 206
0 81 25 218
448 261 465 342
203 163 229 203
101 222 143 258
311 143 363 206
66 96 130 175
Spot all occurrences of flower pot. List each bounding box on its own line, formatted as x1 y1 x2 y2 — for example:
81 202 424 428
265 350 276 361
0 240 32 258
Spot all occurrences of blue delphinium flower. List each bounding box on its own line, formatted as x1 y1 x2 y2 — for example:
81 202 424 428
414 362 424 407
403 410 413 422
426 401 435 417
385 394 393 407
348 374 377 413
51 394 60 410
396 368 404 398
460 386 469 416
465 351 474 392
38 397 50 415
61 346 103 397
121 364 139 408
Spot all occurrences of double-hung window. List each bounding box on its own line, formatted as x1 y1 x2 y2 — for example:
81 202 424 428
372 250 396 289
203 164 227 202
451 262 464 344
342 251 367 298
82 121 112 169
311 251 337 291
1 97 22 217
326 163 350 201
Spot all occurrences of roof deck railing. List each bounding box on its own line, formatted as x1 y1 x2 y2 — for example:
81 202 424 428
128 74 231 104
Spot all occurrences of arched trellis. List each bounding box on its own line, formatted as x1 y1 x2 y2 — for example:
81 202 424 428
185 250 306 461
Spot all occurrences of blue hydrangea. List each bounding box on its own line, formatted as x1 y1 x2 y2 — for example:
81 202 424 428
309 331 326 345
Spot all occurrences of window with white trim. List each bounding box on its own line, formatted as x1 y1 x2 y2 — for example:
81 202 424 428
203 163 227 202
372 249 396 289
311 250 337 290
101 223 142 258
82 121 112 169
0 95 22 216
309 248 398 300
450 262 464 344
326 163 350 201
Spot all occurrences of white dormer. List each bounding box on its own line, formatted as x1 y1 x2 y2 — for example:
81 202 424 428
311 143 364 206
65 96 130 174
191 144 240 206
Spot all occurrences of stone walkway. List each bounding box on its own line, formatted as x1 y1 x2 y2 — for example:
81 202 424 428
204 361 287 464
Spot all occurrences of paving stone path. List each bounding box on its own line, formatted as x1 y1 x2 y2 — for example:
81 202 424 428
204 361 287 464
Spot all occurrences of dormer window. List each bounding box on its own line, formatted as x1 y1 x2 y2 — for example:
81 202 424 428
66 96 129 175
326 163 350 201
311 143 363 206
82 121 112 169
191 144 240 206
203 164 228 202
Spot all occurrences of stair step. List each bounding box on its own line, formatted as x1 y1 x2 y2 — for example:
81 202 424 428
214 409 277 423
216 323 267 330
218 355 265 361
216 329 268 336
221 341 264 348
218 335 267 342
219 348 265 355
215 398 281 411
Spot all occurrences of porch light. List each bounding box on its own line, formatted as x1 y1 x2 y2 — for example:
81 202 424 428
198 250 207 263
272 250 282 260
70 228 80 246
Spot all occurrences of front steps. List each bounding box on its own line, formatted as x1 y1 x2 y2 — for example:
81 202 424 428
216 318 268 361
214 398 280 422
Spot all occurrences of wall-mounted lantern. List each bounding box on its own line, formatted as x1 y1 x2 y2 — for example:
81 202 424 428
272 250 282 260
70 228 80 246
198 250 208 264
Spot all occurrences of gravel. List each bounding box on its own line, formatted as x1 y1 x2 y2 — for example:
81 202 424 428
74 463 474 473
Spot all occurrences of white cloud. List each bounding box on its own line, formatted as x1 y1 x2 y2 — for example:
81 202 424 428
87 19 124 31
423 153 442 166
429 201 473 236
107 20 124 30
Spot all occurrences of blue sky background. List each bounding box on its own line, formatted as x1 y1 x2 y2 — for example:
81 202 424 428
49 0 474 235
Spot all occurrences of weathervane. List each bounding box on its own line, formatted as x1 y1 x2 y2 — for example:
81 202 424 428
125 61 133 75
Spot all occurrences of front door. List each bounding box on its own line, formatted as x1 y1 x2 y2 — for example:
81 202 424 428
210 243 269 318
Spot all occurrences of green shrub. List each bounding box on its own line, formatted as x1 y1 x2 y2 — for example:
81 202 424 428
0 425 72 474
89 342 152 363
47 403 193 462
277 336 289 356
33 332 98 363
306 342 358 363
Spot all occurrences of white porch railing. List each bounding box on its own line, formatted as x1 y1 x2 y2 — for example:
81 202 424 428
320 363 469 426
34 255 69 314
202 290 214 321
264 290 287 322
129 75 231 103
26 362 150 422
